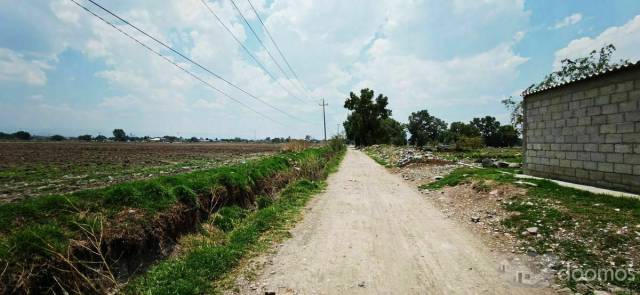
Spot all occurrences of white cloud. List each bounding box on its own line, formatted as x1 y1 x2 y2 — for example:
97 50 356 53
353 42 529 121
0 0 533 137
551 13 583 30
50 0 81 25
553 15 640 69
0 48 50 86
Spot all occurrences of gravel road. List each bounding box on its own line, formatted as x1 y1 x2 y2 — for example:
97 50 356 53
243 149 553 294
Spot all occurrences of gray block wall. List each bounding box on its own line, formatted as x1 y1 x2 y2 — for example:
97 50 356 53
523 66 640 193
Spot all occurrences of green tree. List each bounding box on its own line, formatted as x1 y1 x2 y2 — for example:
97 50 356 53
378 118 407 145
78 134 92 141
95 135 107 142
445 121 480 143
470 116 501 147
50 135 65 141
496 125 520 147
112 129 127 142
407 110 447 146
343 88 392 146
14 131 31 140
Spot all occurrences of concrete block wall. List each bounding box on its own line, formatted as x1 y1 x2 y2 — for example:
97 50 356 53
523 66 640 193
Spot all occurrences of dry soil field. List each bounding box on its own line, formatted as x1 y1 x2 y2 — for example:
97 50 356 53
0 141 281 202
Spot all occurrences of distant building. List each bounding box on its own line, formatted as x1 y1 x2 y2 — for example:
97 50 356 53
521 62 640 193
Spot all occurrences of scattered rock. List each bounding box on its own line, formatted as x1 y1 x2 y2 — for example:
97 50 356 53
358 281 366 288
593 290 611 295
434 176 443 180
471 216 481 223
556 287 572 294
481 158 496 168
526 227 538 235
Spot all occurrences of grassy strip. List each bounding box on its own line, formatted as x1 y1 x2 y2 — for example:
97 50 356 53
434 147 523 163
363 149 392 167
426 167 640 290
419 167 518 190
128 148 346 294
0 144 344 293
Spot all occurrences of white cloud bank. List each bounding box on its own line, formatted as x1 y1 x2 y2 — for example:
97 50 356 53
0 48 50 86
554 15 640 69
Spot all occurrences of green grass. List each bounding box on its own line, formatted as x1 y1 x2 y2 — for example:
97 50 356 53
419 167 518 190
427 166 640 290
128 146 346 294
362 148 392 167
0 143 346 293
128 179 329 294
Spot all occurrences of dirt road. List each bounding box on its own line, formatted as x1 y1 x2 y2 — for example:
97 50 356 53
243 149 552 294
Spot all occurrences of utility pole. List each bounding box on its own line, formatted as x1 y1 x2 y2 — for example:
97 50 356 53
320 98 328 142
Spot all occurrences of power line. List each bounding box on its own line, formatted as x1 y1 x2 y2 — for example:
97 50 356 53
84 0 308 123
245 0 314 99
198 0 306 104
228 0 309 101
69 0 282 126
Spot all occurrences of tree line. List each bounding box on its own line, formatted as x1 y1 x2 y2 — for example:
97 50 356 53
342 88 520 149
0 129 311 144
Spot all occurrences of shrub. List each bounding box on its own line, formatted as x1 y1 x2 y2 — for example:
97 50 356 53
455 136 484 151
328 136 346 153
50 135 65 141
281 140 310 152
14 131 31 140
95 135 107 142
78 134 92 141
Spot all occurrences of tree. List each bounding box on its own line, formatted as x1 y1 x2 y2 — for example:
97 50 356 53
78 134 92 141
14 131 31 140
378 118 407 145
407 110 447 146
112 129 127 142
526 44 630 93
343 88 392 146
50 135 65 141
95 135 107 142
501 96 523 133
445 121 480 143
470 116 501 147
496 125 520 147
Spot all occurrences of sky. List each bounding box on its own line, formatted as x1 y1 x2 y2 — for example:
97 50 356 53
0 0 639 139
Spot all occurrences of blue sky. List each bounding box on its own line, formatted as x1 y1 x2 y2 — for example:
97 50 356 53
0 0 639 139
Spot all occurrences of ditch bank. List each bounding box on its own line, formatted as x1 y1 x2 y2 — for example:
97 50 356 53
0 143 345 294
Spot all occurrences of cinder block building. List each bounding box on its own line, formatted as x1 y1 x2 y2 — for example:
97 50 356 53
522 62 640 193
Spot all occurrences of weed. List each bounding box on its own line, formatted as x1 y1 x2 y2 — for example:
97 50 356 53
129 179 327 294
0 144 345 293
430 166 640 290
213 206 248 232
256 195 273 209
